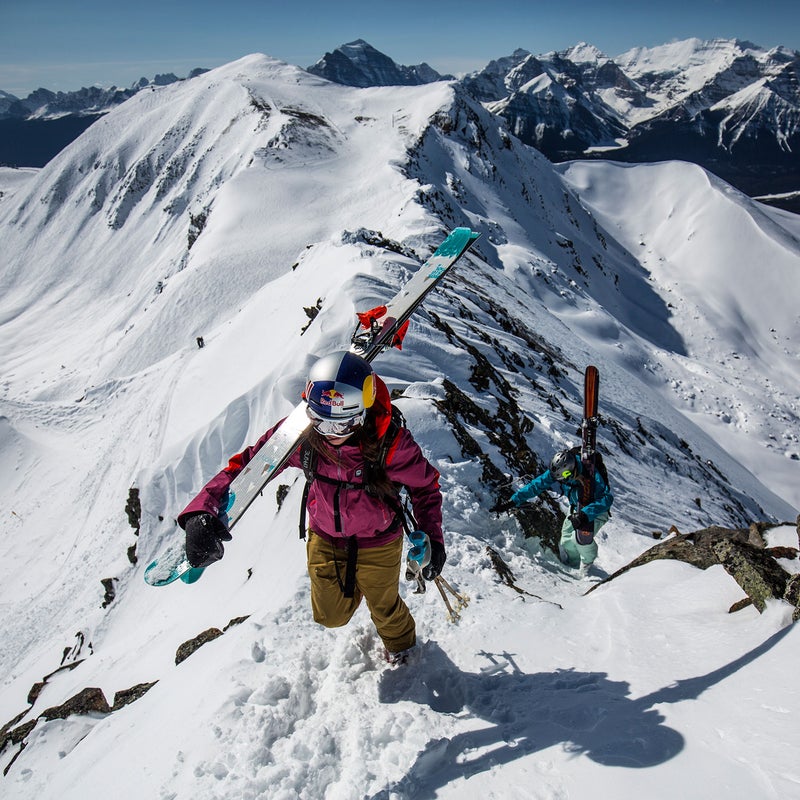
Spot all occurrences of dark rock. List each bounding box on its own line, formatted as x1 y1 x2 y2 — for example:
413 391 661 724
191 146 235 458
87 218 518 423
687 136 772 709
7 720 36 745
101 577 117 608
26 681 45 706
175 628 223 665
112 681 158 711
586 520 800 620
711 539 791 612
729 597 754 614
125 486 141 531
41 687 111 721
28 658 84 703
0 710 34 752
276 484 291 510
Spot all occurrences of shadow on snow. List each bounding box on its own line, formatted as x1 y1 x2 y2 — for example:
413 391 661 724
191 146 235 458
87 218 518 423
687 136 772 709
369 625 792 798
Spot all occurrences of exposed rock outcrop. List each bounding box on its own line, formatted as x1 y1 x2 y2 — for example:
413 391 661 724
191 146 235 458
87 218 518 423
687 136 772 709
586 518 800 619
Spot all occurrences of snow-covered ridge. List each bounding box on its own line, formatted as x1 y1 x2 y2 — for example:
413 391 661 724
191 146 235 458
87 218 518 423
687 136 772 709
0 51 799 798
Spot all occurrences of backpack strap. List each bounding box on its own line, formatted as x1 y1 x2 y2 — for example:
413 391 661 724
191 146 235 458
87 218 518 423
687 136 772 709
338 536 358 598
298 443 316 539
297 400 408 542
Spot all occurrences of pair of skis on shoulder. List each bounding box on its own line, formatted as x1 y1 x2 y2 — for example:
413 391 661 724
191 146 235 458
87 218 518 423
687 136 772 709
575 365 600 545
144 227 480 587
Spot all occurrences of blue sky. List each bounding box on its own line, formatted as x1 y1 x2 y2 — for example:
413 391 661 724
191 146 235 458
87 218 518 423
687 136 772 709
1 0 798 96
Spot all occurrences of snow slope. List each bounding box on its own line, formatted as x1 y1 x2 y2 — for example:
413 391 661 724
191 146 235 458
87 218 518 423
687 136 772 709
1 54 798 798
558 159 800 508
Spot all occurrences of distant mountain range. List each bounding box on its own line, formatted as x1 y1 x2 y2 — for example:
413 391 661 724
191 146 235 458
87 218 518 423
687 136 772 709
464 38 800 204
1 39 797 210
0 69 208 118
0 70 208 169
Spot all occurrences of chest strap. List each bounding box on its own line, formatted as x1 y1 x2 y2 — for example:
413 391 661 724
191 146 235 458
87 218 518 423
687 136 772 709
298 444 400 539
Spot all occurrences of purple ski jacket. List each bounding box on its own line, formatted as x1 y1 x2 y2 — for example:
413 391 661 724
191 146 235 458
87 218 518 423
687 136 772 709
178 418 443 549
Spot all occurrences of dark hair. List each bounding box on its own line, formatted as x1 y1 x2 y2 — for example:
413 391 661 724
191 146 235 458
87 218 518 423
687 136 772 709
301 408 398 500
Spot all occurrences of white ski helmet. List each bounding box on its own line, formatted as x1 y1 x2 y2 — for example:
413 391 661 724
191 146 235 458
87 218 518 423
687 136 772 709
305 351 376 420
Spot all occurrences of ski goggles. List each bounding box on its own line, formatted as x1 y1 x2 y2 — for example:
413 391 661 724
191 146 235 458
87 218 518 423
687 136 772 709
559 468 574 480
306 406 365 438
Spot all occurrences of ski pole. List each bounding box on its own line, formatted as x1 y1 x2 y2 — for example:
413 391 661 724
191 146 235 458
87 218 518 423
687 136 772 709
433 575 470 622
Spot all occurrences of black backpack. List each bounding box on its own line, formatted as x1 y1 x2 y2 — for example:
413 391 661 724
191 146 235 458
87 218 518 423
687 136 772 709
568 445 609 487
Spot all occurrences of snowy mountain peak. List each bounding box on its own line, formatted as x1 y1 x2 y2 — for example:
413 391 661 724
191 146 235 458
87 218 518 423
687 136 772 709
306 39 450 87
561 41 609 64
338 38 384 63
616 37 767 80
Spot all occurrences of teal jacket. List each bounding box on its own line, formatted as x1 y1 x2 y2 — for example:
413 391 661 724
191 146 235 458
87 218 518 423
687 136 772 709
511 455 613 521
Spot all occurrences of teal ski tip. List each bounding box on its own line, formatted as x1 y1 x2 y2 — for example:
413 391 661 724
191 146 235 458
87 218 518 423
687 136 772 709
144 558 179 587
432 227 480 258
180 567 205 584
144 541 202 587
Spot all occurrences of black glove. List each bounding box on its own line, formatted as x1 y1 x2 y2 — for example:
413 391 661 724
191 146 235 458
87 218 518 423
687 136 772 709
489 499 517 514
422 539 446 580
184 513 232 568
569 511 590 531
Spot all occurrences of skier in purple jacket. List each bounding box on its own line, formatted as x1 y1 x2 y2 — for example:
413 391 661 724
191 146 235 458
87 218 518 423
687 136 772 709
178 351 444 664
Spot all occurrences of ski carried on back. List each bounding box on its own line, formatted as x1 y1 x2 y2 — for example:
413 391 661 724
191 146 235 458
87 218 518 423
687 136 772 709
574 365 599 546
145 227 480 587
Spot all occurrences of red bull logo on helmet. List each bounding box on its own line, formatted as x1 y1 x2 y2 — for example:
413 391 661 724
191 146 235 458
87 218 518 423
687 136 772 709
321 388 344 405
307 381 346 409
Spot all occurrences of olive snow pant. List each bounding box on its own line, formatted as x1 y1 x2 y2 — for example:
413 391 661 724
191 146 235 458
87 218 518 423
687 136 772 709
306 531 416 653
559 512 609 568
